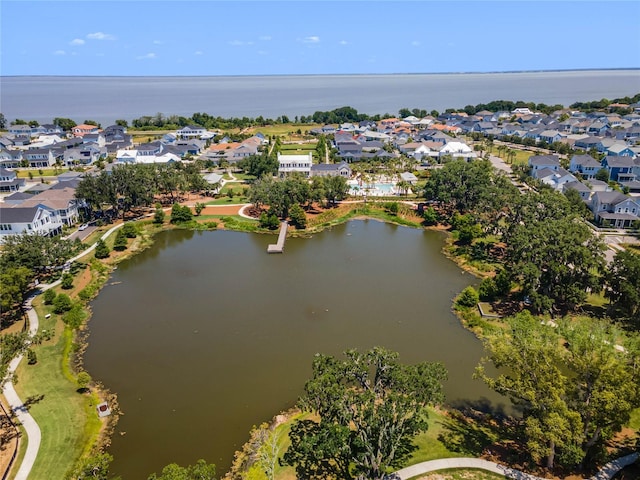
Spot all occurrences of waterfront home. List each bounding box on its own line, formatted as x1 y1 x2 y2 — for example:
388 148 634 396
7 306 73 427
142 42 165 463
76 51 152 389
590 191 640 228
569 154 602 180
310 162 351 178
19 187 80 226
0 167 26 193
7 124 36 137
0 204 64 239
278 152 312 178
176 125 208 139
72 124 101 137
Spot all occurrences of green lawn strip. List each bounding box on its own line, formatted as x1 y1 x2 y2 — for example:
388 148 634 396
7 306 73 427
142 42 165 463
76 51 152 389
15 168 69 178
407 468 506 480
227 172 255 182
205 196 248 205
13 299 101 479
242 123 322 137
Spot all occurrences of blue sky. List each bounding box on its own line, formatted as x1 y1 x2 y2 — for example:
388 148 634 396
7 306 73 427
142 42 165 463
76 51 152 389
1 1 639 76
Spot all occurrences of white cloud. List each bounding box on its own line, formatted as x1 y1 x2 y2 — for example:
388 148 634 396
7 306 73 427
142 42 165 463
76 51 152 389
194 51 203 56
153 40 164 45
259 35 272 41
303 36 320 44
257 50 268 55
53 50 66 55
229 40 254 46
87 32 116 41
339 40 348 45
136 52 157 60
411 41 421 47
70 38 85 46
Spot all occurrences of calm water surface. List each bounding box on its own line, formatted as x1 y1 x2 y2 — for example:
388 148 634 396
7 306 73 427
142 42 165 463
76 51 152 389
83 220 506 478
2 70 639 125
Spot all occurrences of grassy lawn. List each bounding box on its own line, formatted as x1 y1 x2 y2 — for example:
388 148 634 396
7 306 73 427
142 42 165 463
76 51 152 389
205 195 248 205
15 168 69 178
408 469 506 480
278 143 317 151
228 172 255 182
240 123 322 137
493 148 531 166
13 298 102 480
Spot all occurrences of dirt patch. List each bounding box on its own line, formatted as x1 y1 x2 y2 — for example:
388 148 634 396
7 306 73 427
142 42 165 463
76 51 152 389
0 400 19 480
201 205 244 216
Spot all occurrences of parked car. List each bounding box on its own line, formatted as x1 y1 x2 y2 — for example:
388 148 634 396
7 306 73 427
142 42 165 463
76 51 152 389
78 223 89 231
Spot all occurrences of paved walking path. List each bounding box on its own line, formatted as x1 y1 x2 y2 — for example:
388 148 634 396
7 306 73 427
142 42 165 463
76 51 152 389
393 452 639 480
1 222 124 480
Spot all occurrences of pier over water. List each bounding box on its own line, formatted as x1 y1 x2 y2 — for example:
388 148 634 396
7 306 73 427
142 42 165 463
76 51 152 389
267 222 288 253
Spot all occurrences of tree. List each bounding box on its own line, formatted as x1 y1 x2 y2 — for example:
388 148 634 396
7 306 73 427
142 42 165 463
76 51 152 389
606 250 640 327
53 117 77 131
115 119 128 127
113 229 128 251
76 371 92 391
122 222 138 238
194 202 205 216
476 312 581 469
148 459 216 480
289 203 307 229
595 168 609 182
70 453 119 480
456 286 479 308
53 293 73 314
0 112 6 129
154 206 165 224
61 272 74 289
170 203 193 223
43 288 56 305
94 239 110 259
284 347 447 480
0 266 33 321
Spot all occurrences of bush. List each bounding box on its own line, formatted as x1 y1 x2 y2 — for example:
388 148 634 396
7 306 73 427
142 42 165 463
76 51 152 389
94 239 110 259
456 286 479 308
170 203 193 223
494 269 512 296
76 371 92 391
122 222 138 238
113 229 128 251
154 207 165 224
259 212 280 230
62 304 86 329
384 202 399 215
27 349 37 365
422 206 438 226
43 289 56 305
194 203 205 216
61 272 74 290
53 293 73 314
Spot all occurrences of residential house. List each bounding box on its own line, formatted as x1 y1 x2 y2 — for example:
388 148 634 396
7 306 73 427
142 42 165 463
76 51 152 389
590 191 640 228
0 149 24 169
176 125 207 139
277 152 312 178
0 205 64 239
7 125 36 137
439 141 475 160
602 156 637 182
605 143 636 157
24 148 56 168
0 167 26 193
19 187 80 226
310 162 351 178
63 145 106 166
568 154 602 180
535 167 578 191
528 155 560 174
72 124 100 137
562 181 591 201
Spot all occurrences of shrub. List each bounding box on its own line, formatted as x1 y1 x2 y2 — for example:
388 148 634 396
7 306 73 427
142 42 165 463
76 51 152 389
154 207 165 224
94 239 110 259
259 212 280 230
76 371 92 391
456 286 479 308
62 303 86 329
122 222 138 238
422 206 438 226
61 272 74 290
43 289 56 305
53 293 73 314
194 203 205 216
384 202 399 215
170 203 193 223
113 229 128 251
27 349 37 365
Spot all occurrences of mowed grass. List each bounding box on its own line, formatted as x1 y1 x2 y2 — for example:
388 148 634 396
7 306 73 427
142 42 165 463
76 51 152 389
15 168 69 178
13 298 102 479
241 123 323 137
408 469 506 480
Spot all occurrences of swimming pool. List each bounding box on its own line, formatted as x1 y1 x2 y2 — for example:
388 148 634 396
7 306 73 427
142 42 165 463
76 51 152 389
348 181 397 196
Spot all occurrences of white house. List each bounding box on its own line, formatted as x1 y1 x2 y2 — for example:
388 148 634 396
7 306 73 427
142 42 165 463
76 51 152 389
0 167 26 193
439 141 475 160
278 152 313 178
0 205 64 240
177 125 207 139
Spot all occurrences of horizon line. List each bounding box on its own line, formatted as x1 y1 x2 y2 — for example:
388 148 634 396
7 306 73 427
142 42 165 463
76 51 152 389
2 67 640 78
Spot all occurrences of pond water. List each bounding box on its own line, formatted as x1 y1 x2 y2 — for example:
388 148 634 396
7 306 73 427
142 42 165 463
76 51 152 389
83 220 507 478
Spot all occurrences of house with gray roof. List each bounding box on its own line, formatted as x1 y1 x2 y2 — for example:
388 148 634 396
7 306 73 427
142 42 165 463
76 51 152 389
590 190 640 228
0 167 26 193
569 154 602 180
602 156 636 182
310 162 351 178
0 149 24 169
528 155 560 174
0 204 64 239
562 180 591 201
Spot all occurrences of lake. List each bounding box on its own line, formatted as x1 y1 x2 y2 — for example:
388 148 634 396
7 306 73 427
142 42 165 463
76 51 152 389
83 220 508 478
2 70 639 126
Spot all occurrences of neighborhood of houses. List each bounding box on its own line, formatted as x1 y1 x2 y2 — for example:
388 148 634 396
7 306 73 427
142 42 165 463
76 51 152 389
1 100 640 239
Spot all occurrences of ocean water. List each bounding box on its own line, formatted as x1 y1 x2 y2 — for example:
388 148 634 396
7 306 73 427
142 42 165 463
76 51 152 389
1 70 639 126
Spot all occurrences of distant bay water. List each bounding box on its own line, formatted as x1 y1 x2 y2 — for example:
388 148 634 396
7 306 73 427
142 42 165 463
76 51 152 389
1 70 639 126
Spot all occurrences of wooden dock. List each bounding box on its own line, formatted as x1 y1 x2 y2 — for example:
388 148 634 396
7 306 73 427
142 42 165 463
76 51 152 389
267 222 288 253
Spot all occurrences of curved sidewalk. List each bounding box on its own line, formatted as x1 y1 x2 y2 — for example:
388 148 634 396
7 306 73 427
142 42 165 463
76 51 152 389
1 222 123 480
393 452 639 480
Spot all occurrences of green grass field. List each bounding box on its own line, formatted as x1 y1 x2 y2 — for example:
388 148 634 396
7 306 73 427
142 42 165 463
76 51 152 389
13 299 102 479
15 168 69 178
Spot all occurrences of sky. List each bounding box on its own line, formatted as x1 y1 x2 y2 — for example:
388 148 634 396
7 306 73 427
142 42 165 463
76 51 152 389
1 1 640 76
